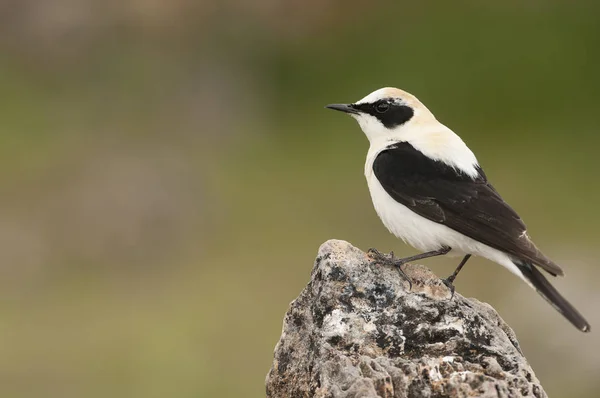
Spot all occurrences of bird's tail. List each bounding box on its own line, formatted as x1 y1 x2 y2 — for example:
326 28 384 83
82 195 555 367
516 261 590 332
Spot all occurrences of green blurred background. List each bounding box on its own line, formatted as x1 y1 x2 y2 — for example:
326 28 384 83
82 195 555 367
0 1 599 397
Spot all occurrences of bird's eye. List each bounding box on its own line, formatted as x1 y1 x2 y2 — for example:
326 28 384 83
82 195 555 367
375 102 390 113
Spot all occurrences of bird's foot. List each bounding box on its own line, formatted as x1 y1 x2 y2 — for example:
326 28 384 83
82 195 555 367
441 277 456 300
367 248 413 291
367 248 395 263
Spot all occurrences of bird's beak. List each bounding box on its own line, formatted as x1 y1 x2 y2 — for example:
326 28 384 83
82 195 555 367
325 103 359 115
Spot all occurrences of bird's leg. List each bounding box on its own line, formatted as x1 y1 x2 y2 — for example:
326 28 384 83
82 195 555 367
368 246 452 291
442 254 472 300
391 246 452 265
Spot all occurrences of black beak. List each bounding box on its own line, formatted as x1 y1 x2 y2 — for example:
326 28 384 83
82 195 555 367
325 103 359 115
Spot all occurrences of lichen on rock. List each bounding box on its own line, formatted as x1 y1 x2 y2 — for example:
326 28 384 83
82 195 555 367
266 240 546 398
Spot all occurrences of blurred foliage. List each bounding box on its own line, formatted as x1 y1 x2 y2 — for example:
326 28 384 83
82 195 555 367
0 1 599 397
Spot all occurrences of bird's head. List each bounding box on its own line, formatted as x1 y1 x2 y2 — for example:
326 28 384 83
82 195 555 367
326 87 438 145
327 87 479 176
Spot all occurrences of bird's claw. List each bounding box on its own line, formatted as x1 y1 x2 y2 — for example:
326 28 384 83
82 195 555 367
442 278 456 300
367 247 379 257
368 248 412 291
398 267 413 291
367 248 390 264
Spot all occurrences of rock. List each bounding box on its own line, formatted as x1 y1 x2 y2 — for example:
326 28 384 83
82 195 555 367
266 240 546 398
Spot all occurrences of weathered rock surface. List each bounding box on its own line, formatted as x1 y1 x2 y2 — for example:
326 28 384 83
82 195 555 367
266 240 546 398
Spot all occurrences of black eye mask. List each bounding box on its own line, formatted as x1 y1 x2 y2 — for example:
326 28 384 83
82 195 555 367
353 99 414 128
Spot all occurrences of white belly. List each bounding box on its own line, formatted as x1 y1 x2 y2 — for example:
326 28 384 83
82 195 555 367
365 172 524 279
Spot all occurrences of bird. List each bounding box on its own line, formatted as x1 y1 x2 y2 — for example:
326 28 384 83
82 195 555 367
325 87 590 332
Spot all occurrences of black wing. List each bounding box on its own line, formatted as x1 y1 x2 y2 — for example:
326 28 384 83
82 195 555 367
373 142 563 276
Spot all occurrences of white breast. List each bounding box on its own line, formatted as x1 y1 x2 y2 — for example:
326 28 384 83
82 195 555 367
364 152 524 280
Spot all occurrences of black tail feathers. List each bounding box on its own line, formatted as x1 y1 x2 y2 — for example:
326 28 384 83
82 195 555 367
517 261 590 332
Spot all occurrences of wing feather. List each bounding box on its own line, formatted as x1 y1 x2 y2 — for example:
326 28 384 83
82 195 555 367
373 143 563 276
